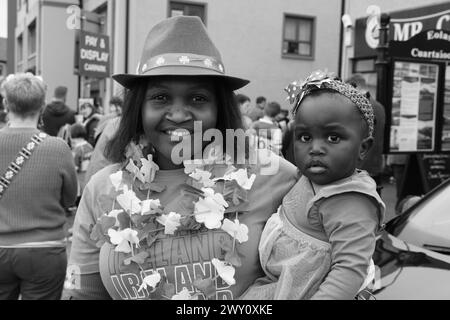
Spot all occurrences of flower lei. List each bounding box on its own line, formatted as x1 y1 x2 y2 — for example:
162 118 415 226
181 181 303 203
284 69 336 115
89 141 257 300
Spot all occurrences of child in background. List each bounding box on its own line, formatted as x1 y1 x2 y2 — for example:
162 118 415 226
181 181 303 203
70 123 94 202
251 101 283 155
241 70 385 300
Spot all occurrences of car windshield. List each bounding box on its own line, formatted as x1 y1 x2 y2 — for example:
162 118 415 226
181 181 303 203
396 182 450 253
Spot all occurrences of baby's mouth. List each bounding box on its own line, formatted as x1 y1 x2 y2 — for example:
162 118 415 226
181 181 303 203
307 161 327 174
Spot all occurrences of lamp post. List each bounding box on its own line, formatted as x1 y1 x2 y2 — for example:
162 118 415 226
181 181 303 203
375 13 391 154
375 13 390 107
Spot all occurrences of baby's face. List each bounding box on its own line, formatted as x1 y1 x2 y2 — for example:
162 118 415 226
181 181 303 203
293 92 372 185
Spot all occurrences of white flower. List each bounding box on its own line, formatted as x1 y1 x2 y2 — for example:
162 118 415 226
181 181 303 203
223 169 256 190
140 154 159 184
126 159 145 183
116 185 142 214
194 188 228 230
108 228 140 253
189 169 215 188
16 157 24 165
141 199 161 215
138 272 161 292
171 288 197 300
156 212 182 235
107 209 124 227
211 258 236 286
5 171 13 180
183 159 205 174
109 171 123 191
221 218 249 244
27 142 35 150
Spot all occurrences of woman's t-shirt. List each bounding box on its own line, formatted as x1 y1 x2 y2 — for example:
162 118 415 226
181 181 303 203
67 155 297 299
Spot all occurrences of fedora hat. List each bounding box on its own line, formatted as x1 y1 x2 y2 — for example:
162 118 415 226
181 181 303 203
112 15 249 90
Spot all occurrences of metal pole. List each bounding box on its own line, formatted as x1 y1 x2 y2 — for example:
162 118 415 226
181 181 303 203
375 13 390 108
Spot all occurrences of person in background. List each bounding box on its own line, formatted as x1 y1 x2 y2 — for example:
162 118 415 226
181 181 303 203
79 102 102 148
251 101 283 155
236 93 253 129
0 73 77 300
69 123 94 203
42 86 76 136
248 96 266 122
275 109 290 135
93 95 123 145
346 74 386 194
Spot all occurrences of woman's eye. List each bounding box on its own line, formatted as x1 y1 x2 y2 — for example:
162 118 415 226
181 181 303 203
192 95 207 103
150 94 168 102
327 135 340 143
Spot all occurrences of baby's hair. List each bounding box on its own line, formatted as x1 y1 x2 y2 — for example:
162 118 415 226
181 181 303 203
285 70 374 137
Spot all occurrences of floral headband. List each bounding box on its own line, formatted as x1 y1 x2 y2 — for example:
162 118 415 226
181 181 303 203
285 70 374 138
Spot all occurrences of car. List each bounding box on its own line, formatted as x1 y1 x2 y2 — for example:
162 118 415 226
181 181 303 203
367 178 450 299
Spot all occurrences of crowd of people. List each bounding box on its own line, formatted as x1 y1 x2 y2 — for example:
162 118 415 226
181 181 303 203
0 15 400 301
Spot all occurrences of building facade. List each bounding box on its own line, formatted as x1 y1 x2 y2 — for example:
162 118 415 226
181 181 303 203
12 0 344 111
340 0 450 97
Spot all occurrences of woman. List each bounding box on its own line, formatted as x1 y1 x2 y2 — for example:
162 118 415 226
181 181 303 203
79 102 102 147
65 16 297 300
0 73 78 299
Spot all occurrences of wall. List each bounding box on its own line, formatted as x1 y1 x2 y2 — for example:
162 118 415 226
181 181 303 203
41 2 78 109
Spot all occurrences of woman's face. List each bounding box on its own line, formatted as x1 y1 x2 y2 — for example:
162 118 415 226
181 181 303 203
80 104 93 119
142 78 218 169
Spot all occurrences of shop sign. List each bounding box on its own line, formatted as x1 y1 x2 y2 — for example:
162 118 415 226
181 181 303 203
355 3 450 57
78 31 110 78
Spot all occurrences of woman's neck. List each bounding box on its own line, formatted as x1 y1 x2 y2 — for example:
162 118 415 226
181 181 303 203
153 150 184 170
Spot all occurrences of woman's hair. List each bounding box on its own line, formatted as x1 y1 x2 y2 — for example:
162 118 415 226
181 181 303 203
1 73 47 118
105 76 244 163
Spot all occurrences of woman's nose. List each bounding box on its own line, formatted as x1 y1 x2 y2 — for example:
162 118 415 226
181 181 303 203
165 100 192 123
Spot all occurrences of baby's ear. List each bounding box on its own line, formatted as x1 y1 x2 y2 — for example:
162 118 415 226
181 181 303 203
359 136 373 161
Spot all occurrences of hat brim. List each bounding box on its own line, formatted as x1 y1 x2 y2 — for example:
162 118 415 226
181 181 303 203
112 66 249 91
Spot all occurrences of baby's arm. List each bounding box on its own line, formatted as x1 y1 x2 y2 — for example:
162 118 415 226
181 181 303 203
311 193 379 300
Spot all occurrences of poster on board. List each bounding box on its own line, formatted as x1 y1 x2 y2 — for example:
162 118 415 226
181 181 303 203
389 61 439 152
442 65 450 151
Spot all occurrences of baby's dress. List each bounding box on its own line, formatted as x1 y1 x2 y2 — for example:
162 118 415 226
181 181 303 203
240 170 385 300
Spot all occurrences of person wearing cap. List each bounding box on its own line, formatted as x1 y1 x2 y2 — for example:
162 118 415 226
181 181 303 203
0 73 77 299
64 16 297 300
240 70 385 300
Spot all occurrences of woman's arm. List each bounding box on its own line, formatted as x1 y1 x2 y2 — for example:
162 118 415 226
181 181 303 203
311 193 379 300
63 178 111 300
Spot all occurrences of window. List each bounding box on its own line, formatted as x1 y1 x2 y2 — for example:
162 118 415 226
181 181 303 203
17 34 23 63
168 1 206 24
282 15 314 58
28 20 36 56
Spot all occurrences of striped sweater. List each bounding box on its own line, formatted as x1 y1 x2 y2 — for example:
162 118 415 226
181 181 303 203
0 127 78 246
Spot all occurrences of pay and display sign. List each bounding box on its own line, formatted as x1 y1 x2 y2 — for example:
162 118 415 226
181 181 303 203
78 31 110 78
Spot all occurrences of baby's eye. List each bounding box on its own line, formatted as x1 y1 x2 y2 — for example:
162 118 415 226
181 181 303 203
297 134 311 143
327 134 340 143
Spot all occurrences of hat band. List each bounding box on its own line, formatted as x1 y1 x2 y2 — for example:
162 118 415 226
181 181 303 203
139 53 225 75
